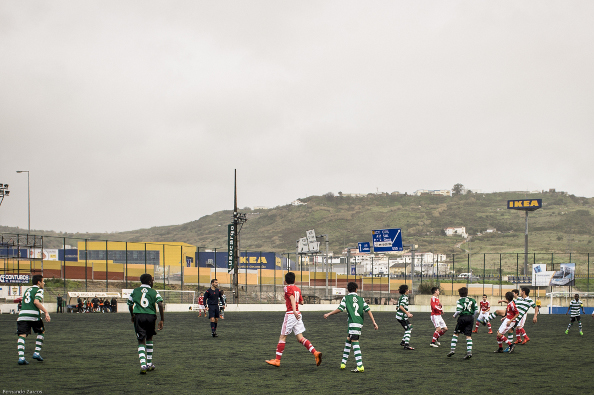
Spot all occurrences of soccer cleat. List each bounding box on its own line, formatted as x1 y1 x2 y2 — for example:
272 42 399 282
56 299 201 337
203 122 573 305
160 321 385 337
435 341 440 346
265 359 281 367
513 339 520 344
340 363 346 370
212 332 218 337
430 342 439 348
32 353 44 362
508 344 516 353
488 329 493 334
464 353 472 360
18 359 30 365
447 351 455 357
403 344 415 350
400 340 406 346
351 366 364 373
494 348 504 353
565 330 569 334
580 331 584 336
472 329 478 333
147 363 155 371
140 366 148 374
521 337 530 345
314 351 323 366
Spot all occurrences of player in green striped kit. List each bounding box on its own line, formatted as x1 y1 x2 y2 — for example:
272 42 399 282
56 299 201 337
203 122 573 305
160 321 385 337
324 282 378 373
395 284 414 350
128 273 165 374
566 294 584 335
16 274 51 365
447 287 477 360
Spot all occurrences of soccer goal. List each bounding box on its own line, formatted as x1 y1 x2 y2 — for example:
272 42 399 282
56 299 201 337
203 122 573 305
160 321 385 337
155 290 196 304
545 291 594 314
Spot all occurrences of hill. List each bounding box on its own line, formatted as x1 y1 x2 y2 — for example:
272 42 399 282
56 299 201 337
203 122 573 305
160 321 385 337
2 190 593 255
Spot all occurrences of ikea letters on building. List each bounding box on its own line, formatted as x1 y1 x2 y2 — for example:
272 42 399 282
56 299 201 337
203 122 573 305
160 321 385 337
507 199 542 211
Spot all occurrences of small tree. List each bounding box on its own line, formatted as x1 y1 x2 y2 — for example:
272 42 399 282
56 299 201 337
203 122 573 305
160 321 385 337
452 183 464 196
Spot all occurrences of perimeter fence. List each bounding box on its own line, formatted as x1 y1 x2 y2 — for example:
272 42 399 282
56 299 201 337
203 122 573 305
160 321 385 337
1 233 593 305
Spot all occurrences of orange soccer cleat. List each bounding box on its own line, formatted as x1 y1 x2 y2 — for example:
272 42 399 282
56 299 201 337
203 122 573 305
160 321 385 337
314 351 323 366
513 339 521 344
265 359 281 367
521 337 530 345
472 329 478 333
488 329 493 334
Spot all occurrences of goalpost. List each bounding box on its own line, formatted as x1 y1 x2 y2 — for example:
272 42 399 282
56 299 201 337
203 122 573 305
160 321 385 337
154 290 196 304
545 291 594 314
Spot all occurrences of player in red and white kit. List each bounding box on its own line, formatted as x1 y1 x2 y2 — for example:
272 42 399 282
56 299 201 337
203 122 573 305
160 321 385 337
197 295 206 317
494 292 519 353
473 294 493 334
430 287 448 347
266 272 322 367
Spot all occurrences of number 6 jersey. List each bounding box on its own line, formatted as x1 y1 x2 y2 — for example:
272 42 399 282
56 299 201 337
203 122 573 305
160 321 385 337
127 284 163 315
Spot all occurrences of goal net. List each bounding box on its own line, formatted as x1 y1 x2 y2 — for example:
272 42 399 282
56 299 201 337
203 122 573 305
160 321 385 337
154 290 196 304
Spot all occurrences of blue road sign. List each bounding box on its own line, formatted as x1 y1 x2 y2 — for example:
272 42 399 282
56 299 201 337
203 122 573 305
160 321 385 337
351 266 356 275
372 228 403 252
358 242 371 253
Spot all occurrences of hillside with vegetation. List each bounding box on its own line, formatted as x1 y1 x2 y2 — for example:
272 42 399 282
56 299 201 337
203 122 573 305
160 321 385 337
2 190 594 256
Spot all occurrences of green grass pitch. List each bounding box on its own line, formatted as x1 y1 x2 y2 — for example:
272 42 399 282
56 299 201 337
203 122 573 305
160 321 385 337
0 311 591 394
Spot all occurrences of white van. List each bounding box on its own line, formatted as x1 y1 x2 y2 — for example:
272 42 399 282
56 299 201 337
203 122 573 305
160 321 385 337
458 273 471 278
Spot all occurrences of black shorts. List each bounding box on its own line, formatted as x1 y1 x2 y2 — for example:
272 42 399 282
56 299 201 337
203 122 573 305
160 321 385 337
454 315 474 336
397 319 411 330
17 320 45 336
571 316 581 322
208 305 220 319
134 314 157 341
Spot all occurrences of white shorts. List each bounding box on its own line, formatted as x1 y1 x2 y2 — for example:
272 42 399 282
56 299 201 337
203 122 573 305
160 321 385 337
478 311 490 322
197 305 205 311
281 312 306 336
516 314 527 328
431 315 446 329
498 318 515 335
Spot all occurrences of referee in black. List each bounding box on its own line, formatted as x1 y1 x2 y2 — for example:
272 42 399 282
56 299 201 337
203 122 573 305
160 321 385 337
204 279 226 337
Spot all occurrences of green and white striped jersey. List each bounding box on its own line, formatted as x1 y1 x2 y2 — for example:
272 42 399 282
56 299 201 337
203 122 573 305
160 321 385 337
17 285 44 322
569 299 583 317
337 293 370 335
456 297 477 316
515 297 536 321
395 294 410 321
127 285 163 315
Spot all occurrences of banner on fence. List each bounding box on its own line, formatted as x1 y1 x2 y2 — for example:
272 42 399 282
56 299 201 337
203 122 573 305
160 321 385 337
532 264 555 286
0 274 30 284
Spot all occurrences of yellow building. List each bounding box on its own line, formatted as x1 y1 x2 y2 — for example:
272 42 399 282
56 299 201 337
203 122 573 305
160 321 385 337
76 241 196 268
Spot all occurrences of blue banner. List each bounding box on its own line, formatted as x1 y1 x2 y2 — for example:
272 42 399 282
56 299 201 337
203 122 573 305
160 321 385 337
0 274 30 284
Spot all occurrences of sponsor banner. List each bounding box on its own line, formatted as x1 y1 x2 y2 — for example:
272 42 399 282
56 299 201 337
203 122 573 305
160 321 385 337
550 263 575 286
198 251 289 270
532 264 555 286
227 224 236 272
0 274 31 284
507 199 542 211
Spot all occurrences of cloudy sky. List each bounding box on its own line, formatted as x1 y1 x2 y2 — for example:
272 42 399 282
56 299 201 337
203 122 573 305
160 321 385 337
1 1 593 233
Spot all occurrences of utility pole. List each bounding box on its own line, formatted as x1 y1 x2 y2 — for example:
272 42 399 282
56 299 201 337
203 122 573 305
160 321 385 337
231 170 247 304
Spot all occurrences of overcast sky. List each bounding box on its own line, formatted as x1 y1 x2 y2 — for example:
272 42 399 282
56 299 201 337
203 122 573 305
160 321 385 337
1 1 593 233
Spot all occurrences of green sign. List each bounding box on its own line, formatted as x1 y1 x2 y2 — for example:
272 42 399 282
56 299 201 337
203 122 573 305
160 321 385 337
227 224 236 272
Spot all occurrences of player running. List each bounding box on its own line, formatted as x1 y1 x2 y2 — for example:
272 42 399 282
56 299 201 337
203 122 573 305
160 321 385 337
16 274 51 365
324 282 378 373
513 287 539 344
494 292 518 353
396 284 414 350
197 294 206 318
566 294 585 335
128 274 165 374
447 287 477 359
473 294 493 334
430 287 448 347
265 272 322 367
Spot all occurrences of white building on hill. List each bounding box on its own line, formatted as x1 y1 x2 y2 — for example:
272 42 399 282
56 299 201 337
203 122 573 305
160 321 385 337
444 226 467 238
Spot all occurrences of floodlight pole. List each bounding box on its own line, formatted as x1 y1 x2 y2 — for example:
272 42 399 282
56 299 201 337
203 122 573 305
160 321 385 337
16 171 30 233
524 211 529 276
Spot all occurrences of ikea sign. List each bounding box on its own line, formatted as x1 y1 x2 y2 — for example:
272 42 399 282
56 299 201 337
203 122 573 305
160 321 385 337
507 199 542 211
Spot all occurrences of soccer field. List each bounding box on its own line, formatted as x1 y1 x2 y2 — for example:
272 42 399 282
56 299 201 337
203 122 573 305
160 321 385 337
0 311 591 394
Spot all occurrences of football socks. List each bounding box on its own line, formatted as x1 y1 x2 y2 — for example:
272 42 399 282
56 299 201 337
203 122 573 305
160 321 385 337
138 345 147 368
17 337 25 361
353 342 363 368
275 341 286 361
341 339 352 365
146 341 153 366
34 334 44 354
